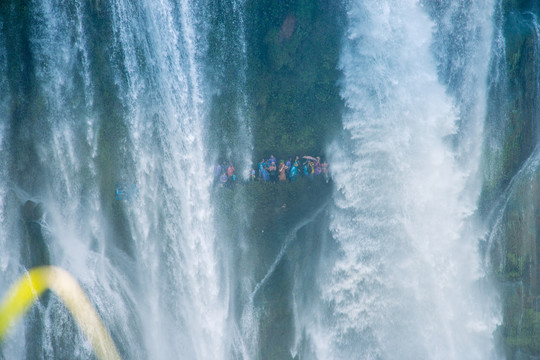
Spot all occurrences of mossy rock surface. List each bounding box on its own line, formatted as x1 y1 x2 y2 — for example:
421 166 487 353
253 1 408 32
213 176 333 359
489 143 540 358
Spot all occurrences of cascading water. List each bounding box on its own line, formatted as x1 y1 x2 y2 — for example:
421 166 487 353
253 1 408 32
0 16 9 275
206 0 252 172
1 0 525 359
203 0 256 358
0 0 228 359
291 1 502 359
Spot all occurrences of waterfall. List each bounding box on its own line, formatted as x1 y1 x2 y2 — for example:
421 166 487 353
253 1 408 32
293 1 501 359
0 15 10 274
0 0 520 359
0 0 228 358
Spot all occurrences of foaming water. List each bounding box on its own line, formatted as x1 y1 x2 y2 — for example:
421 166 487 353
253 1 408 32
296 1 501 359
101 0 227 358
0 0 227 359
0 0 509 359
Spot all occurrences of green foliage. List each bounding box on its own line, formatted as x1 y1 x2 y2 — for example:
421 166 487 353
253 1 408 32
501 253 526 281
502 294 540 357
519 309 540 353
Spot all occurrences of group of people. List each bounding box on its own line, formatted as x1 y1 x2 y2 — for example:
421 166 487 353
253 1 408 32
214 155 329 187
214 161 237 187
253 155 328 183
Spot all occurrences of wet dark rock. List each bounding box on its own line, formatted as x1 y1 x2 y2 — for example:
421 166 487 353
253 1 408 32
21 200 50 268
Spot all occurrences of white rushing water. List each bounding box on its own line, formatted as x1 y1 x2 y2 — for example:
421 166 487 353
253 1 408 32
1 0 511 359
297 0 502 359
0 0 228 359
0 17 23 359
102 0 227 358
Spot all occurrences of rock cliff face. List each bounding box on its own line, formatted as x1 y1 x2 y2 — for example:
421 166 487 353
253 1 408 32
242 0 344 160
2 0 539 357
208 2 344 356
482 1 540 358
216 0 540 357
488 154 540 358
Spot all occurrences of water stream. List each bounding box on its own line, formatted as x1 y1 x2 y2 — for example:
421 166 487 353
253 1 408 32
0 0 507 359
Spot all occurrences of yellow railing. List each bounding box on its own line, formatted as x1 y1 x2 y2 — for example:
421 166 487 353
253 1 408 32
0 266 121 360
